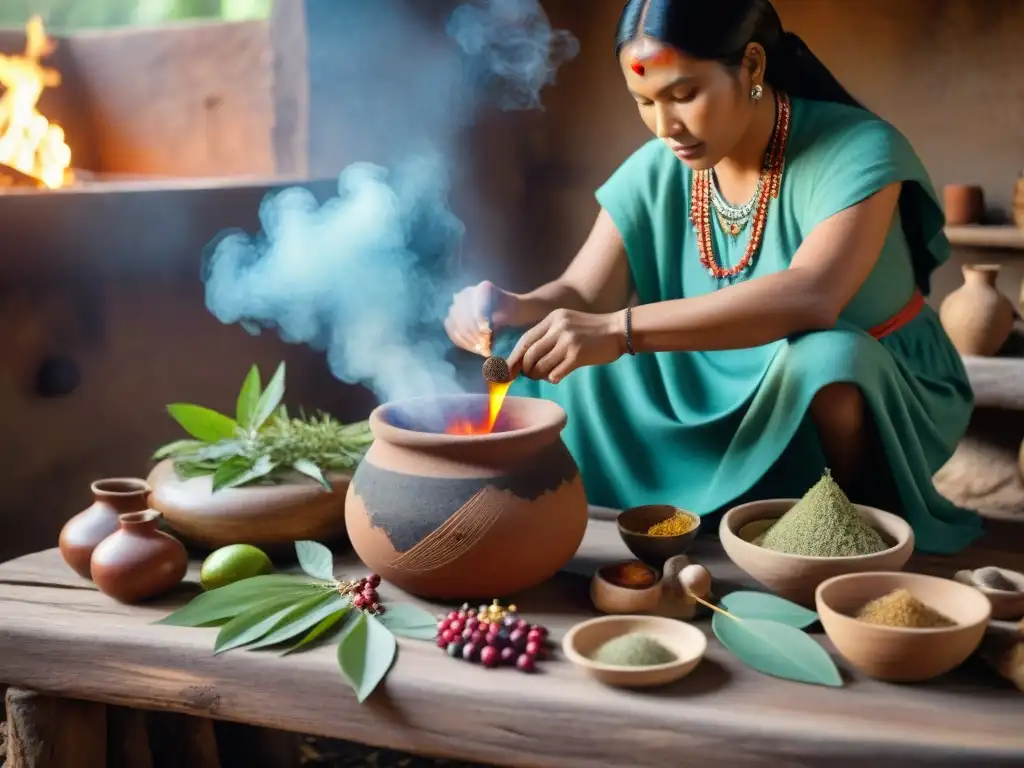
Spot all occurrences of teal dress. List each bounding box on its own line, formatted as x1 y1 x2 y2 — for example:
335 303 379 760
507 97 984 555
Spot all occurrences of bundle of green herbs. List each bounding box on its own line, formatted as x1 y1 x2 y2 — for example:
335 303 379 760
755 469 888 557
153 362 373 492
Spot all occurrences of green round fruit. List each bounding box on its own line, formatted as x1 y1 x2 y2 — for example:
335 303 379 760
200 544 274 591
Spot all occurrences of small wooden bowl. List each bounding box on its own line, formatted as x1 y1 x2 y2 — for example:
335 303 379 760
816 571 991 682
954 567 1024 620
719 499 913 606
617 505 700 567
590 560 662 614
562 614 706 688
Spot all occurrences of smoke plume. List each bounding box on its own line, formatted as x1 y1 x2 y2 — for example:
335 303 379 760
202 0 579 405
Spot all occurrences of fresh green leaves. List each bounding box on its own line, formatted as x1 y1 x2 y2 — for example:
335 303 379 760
166 403 239 442
151 361 373 493
718 591 820 629
157 540 424 705
337 611 398 703
296 540 336 581
712 612 842 688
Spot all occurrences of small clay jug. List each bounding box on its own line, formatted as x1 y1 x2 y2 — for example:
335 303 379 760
90 510 188 603
943 184 984 226
59 478 151 579
1013 171 1024 232
938 264 1015 356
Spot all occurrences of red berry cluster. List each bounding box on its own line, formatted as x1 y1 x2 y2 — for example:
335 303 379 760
338 573 385 615
436 601 551 673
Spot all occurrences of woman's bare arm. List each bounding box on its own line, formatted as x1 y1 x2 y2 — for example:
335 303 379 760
629 182 903 353
508 208 634 326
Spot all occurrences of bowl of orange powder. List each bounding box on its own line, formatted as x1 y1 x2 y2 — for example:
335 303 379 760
616 505 701 567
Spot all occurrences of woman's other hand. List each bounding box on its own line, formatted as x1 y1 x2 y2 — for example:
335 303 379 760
507 309 627 384
444 280 521 356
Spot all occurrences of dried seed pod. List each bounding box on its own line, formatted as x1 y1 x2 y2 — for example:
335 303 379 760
482 356 511 384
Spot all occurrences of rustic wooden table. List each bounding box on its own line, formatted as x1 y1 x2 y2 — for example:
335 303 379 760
1 510 1023 767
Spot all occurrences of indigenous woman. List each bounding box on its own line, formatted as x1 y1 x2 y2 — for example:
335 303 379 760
443 0 982 554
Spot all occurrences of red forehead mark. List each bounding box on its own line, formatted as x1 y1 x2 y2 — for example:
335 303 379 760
629 47 676 77
630 59 645 75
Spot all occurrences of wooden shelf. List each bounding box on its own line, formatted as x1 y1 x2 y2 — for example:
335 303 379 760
945 225 1024 250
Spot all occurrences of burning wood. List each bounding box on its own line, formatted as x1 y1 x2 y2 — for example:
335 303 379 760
0 160 42 188
0 16 73 189
444 380 512 435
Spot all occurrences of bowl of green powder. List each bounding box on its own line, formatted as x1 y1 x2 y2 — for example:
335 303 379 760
816 571 991 682
561 614 707 688
719 470 914 606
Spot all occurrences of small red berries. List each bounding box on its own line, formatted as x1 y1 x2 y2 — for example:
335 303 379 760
341 574 386 615
435 602 552 673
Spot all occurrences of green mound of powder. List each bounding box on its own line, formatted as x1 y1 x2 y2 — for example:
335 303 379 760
590 632 677 667
756 469 889 557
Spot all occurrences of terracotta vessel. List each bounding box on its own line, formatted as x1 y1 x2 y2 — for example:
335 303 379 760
58 478 151 579
942 184 984 226
147 459 349 550
345 394 589 599
938 264 1015 357
90 510 188 603
816 571 991 682
1013 172 1024 232
719 499 914 606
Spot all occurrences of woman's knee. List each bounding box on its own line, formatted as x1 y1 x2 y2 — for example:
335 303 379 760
810 382 865 436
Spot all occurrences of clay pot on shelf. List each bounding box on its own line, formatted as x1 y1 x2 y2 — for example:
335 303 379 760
58 478 151 579
146 460 350 552
1013 172 1024 232
938 264 1015 357
943 184 984 226
90 510 188 603
345 395 589 599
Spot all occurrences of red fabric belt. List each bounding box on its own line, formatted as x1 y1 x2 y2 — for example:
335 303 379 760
867 288 925 340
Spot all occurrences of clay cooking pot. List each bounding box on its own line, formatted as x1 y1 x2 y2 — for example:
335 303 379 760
90 509 188 603
345 394 589 599
938 264 1015 357
59 477 151 579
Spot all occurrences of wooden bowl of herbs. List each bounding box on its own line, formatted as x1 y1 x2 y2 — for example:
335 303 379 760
719 471 913 607
816 571 991 682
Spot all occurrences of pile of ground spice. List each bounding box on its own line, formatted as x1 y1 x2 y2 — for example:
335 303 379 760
647 512 697 537
590 632 677 667
855 588 957 628
756 469 888 557
601 561 658 589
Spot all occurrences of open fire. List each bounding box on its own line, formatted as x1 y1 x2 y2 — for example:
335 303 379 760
444 381 512 435
0 16 73 189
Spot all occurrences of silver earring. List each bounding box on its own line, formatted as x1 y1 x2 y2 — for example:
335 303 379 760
750 84 764 101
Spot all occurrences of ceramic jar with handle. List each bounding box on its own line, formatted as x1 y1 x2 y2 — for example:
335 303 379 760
59 477 151 579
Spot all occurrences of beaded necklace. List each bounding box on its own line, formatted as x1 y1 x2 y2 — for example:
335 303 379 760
689 90 792 280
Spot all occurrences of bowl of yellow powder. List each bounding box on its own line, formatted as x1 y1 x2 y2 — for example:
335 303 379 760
561 614 707 688
816 571 992 682
718 470 914 606
616 505 701 567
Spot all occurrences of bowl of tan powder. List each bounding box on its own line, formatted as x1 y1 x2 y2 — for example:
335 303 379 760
719 469 914 606
816 571 992 682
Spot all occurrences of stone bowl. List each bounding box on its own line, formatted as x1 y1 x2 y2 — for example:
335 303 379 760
719 498 914 606
816 571 991 682
344 395 589 599
616 505 700 567
562 614 706 688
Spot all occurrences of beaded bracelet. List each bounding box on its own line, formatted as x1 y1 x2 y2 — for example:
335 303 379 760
624 307 635 355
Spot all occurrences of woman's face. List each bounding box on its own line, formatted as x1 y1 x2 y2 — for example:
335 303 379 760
618 38 759 170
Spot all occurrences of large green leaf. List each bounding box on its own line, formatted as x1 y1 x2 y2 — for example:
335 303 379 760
152 439 205 460
295 540 336 581
211 457 254 491
214 455 277 491
337 612 398 703
155 574 324 627
378 603 439 640
292 459 332 490
246 592 349 651
167 403 238 443
712 613 842 688
718 591 820 629
284 608 351 654
213 593 308 654
236 365 262 429
250 362 286 431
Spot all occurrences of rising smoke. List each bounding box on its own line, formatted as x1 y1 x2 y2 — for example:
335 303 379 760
202 0 579 405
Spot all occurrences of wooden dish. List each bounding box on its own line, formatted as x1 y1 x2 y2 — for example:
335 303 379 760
590 555 707 620
561 614 706 688
816 571 992 682
954 567 1024 620
616 505 700 567
719 499 913 606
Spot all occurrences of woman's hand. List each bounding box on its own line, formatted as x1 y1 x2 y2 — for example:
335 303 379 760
444 280 522 356
507 309 626 384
